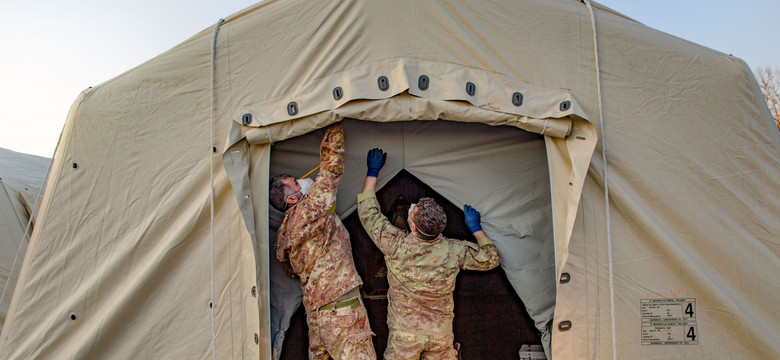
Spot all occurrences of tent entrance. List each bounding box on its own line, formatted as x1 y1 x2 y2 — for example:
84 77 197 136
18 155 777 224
261 119 557 358
278 169 543 359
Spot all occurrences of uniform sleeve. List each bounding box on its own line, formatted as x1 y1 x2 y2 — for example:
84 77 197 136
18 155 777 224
302 123 344 213
460 237 501 271
274 222 299 278
319 122 344 176
356 190 404 255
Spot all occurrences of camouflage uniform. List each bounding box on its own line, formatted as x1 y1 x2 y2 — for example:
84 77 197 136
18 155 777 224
356 190 501 360
276 123 376 360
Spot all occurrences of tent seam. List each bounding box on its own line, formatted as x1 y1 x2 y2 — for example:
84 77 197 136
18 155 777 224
210 17 225 360
583 1 616 359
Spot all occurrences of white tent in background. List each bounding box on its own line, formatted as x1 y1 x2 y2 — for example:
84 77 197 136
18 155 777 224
0 148 49 332
1 0 778 359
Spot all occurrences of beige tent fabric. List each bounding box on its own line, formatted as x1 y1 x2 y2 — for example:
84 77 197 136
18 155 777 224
1 0 779 359
0 148 49 332
553 5 780 359
0 185 30 333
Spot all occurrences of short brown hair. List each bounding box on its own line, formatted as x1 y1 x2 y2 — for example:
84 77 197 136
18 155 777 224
270 174 294 211
412 197 446 240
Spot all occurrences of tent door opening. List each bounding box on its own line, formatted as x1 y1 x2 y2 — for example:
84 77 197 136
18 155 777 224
278 169 542 359
265 119 556 358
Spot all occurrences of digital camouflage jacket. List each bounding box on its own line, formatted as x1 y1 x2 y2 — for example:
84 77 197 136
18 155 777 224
357 190 501 335
275 123 363 313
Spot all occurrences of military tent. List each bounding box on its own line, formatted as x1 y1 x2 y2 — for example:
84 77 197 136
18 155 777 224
0 148 49 332
1 0 778 359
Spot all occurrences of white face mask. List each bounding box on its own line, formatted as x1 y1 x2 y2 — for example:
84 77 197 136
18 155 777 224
297 178 314 196
408 203 417 218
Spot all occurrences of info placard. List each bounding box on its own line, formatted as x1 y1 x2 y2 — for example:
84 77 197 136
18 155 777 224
641 298 698 345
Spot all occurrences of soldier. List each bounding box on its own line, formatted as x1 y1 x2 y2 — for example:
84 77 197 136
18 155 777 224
270 122 376 360
356 148 502 360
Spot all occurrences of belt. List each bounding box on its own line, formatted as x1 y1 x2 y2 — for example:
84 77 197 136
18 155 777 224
317 297 360 312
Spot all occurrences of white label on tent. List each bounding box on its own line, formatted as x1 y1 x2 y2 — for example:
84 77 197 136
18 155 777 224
640 298 698 345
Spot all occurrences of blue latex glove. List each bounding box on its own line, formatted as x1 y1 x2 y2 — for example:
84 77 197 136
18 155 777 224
366 148 387 177
463 205 483 233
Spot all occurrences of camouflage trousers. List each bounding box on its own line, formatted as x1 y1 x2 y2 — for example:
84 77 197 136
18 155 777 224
306 294 376 360
384 330 457 360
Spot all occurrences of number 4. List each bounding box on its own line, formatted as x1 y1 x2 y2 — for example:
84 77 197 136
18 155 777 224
687 326 697 341
685 302 694 317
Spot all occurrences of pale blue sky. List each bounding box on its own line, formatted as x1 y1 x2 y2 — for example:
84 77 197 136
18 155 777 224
1 0 777 158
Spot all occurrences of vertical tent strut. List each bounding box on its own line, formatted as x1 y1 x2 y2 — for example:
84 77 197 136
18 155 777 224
210 17 225 360
583 1 616 359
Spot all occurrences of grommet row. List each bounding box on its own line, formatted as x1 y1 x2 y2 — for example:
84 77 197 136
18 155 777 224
558 272 573 333
236 75 573 123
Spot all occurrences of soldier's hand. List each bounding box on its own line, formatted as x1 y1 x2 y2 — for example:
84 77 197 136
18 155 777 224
366 148 387 177
463 205 483 233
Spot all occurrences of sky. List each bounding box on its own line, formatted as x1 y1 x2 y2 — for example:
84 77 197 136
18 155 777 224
1 0 778 158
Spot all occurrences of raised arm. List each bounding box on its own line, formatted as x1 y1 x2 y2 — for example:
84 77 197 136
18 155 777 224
303 123 345 212
357 148 402 254
361 147 386 192
320 122 345 176
462 204 501 270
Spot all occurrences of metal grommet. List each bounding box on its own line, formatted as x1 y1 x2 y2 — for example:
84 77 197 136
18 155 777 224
418 75 429 91
466 82 476 96
512 92 524 106
560 272 571 284
377 76 389 91
287 102 299 116
254 333 259 344
558 320 572 331
559 100 571 111
70 313 77 320
333 86 343 100
251 286 257 297
72 163 78 169
241 113 253 126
